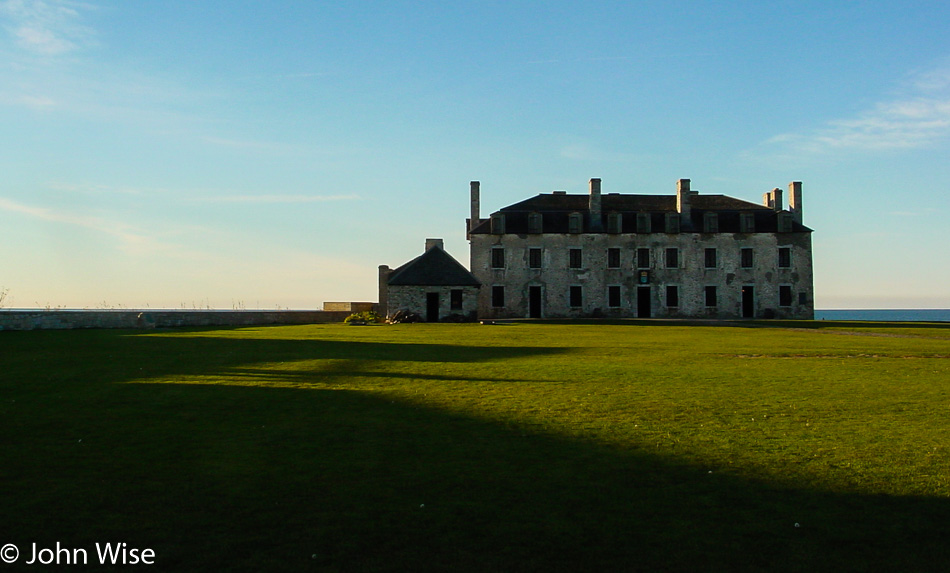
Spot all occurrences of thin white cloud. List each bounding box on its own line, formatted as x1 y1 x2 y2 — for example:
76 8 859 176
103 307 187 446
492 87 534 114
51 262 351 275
755 63 950 157
47 181 146 195
16 93 55 107
190 194 361 204
198 135 327 157
44 182 361 204
0 0 96 55
911 62 950 93
767 99 950 152
0 196 165 254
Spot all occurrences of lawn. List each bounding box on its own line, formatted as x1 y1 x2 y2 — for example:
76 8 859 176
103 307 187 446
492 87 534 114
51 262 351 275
1 321 948 571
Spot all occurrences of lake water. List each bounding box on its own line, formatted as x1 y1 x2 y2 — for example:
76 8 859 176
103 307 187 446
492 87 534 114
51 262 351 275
815 309 950 322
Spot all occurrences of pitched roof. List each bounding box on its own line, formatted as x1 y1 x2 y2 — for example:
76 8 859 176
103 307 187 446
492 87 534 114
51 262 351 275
499 192 769 213
387 246 481 287
471 191 812 234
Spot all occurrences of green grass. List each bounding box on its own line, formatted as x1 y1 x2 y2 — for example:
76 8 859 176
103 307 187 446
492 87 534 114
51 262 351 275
2 321 949 571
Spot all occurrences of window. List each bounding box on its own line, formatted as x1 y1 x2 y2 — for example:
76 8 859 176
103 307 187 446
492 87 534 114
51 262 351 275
528 248 542 269
569 286 583 308
636 213 652 233
491 286 505 307
607 212 622 234
779 285 793 307
491 213 505 234
491 248 505 269
740 248 754 269
704 248 717 269
665 213 680 234
569 212 583 234
528 212 542 234
607 248 621 269
569 248 582 269
665 248 679 269
637 248 650 269
450 289 463 310
703 212 719 233
777 212 793 233
705 286 717 307
608 285 621 308
799 292 808 305
740 212 755 233
666 285 679 308
778 247 791 268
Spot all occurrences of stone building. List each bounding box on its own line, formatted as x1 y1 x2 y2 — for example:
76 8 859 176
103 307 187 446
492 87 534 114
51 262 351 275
378 239 480 322
466 178 814 320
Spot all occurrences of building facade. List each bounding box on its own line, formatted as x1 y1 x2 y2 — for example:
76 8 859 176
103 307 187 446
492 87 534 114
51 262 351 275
467 179 814 320
379 239 481 322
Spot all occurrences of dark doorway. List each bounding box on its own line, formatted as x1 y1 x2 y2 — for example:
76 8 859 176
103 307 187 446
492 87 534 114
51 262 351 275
529 286 542 319
637 286 651 318
426 292 440 322
742 286 754 318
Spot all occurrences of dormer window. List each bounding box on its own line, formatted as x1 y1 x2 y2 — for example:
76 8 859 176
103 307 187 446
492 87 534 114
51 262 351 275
568 212 583 234
740 212 755 233
777 211 793 233
607 212 622 234
703 212 719 233
528 212 543 234
665 213 680 234
636 213 651 234
491 213 505 234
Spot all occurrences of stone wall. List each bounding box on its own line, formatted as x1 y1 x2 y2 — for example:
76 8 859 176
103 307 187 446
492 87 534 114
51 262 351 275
387 285 479 321
470 231 814 320
0 310 353 331
322 302 376 312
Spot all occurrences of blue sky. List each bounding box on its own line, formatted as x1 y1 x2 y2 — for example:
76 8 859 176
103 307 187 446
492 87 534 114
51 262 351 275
2 1 949 309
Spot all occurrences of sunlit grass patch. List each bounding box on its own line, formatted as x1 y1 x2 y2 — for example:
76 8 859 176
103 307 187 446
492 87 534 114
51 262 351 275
2 321 948 571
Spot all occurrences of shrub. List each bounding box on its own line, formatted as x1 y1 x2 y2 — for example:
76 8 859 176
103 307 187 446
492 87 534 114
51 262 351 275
344 311 383 325
388 310 423 324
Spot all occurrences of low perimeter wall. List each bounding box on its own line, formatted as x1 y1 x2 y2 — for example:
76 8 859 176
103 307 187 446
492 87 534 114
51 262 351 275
0 310 354 331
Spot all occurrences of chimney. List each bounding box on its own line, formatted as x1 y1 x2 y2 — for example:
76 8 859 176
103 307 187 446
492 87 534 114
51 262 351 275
676 179 691 214
676 179 697 229
763 187 783 212
469 181 480 233
425 238 444 251
378 265 391 318
789 181 803 223
589 178 602 231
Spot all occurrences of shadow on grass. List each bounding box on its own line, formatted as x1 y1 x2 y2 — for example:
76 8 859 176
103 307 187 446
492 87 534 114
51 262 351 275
2 329 948 572
221 366 544 385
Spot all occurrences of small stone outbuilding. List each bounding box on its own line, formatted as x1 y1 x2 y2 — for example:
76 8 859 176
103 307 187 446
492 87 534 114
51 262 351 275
378 239 481 322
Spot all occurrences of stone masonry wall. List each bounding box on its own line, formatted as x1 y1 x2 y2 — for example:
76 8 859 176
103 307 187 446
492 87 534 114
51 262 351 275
387 285 480 321
0 310 353 331
470 231 814 320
